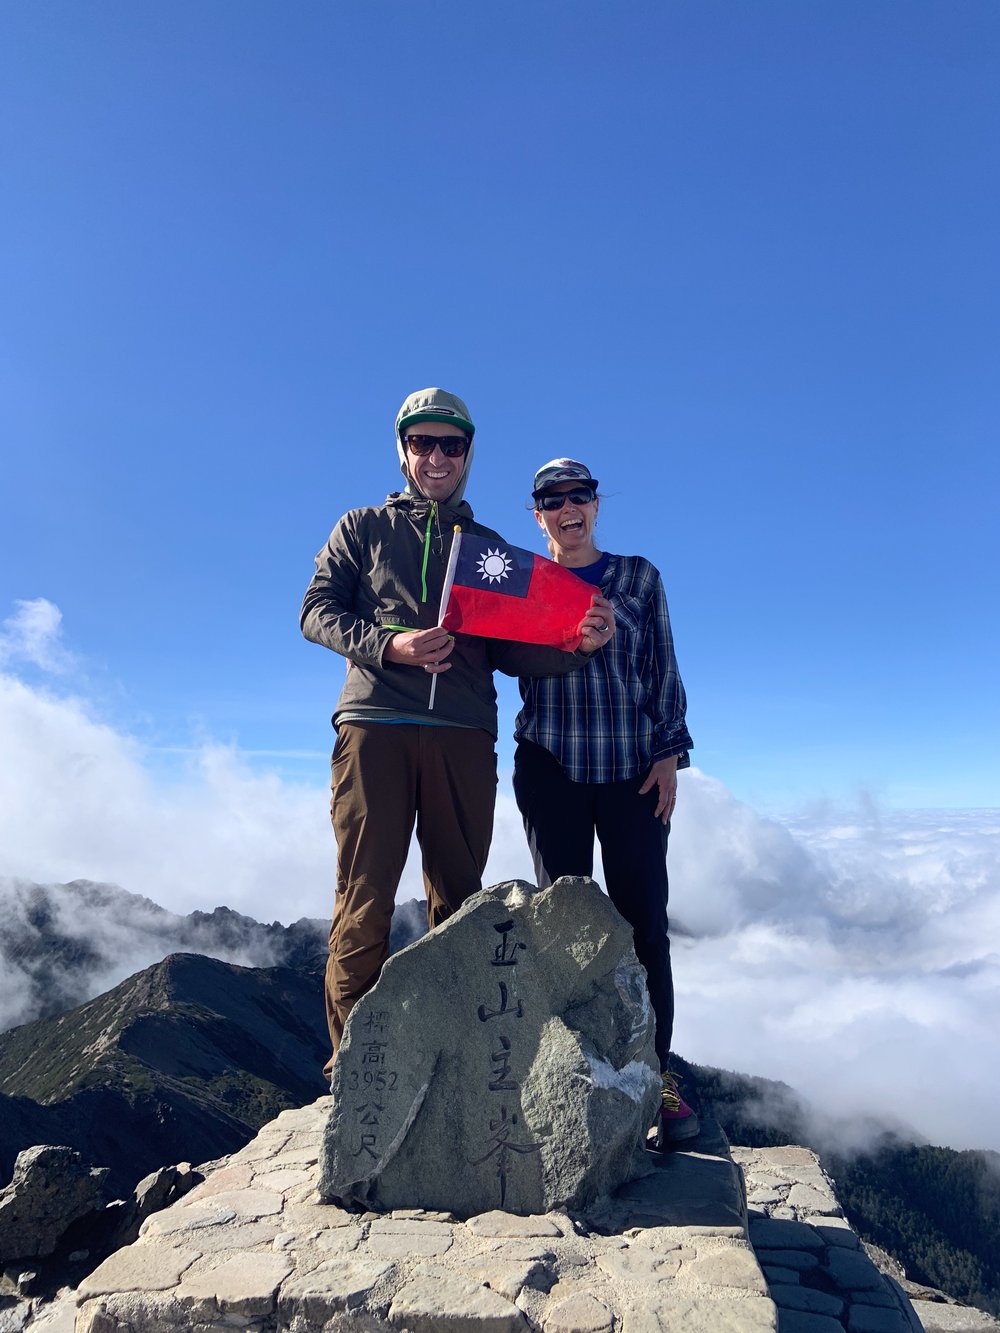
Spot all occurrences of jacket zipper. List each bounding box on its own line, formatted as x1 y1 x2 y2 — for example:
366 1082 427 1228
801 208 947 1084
419 502 436 603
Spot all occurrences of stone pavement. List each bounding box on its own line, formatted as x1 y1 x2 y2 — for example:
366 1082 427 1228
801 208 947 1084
72 1097 770 1332
734 1146 1000 1333
60 1098 985 1333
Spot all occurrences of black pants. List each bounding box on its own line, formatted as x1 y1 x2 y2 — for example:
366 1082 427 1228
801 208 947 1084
512 739 674 1069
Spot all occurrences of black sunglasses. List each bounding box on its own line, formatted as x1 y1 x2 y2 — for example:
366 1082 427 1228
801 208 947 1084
537 487 597 512
405 434 469 458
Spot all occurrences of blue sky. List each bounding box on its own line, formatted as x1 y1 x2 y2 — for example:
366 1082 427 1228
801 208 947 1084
3 0 998 812
3 3 1000 1150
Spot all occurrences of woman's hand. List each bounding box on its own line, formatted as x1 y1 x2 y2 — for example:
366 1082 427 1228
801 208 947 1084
639 756 678 824
384 627 455 674
578 594 616 655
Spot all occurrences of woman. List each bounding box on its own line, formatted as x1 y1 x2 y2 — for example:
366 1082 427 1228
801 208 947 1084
513 457 698 1146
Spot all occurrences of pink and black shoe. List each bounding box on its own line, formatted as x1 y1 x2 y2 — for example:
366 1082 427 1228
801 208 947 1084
655 1070 700 1148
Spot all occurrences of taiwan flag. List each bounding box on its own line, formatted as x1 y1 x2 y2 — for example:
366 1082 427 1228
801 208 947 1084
440 532 595 651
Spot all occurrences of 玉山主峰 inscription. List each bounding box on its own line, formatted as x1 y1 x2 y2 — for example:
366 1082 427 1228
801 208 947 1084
470 919 539 1206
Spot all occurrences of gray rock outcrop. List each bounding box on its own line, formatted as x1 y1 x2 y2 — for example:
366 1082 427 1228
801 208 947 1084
0 1146 109 1262
93 1163 200 1258
320 877 661 1217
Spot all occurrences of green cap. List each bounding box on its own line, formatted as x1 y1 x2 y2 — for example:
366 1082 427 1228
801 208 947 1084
396 387 475 440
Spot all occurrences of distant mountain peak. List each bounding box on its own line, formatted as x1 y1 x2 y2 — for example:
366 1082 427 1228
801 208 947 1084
0 876 431 1037
0 949 330 1198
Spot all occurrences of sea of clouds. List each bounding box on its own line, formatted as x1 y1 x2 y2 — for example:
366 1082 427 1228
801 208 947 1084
2 598 998 1153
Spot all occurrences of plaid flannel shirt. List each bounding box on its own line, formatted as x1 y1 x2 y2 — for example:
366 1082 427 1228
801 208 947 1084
514 554 692 783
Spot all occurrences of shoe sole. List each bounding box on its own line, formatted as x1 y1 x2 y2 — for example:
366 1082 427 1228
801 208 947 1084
655 1114 701 1148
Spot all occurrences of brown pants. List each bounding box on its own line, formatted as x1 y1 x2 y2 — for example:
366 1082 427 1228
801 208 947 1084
323 721 497 1078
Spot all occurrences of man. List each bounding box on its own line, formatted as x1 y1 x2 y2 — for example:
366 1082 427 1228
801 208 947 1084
301 388 614 1076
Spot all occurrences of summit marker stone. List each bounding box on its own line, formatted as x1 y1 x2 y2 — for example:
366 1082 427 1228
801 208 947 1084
319 877 660 1217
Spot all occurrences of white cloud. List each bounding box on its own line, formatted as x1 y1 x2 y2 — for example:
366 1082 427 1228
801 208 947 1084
0 671 332 923
0 597 76 673
667 779 1000 1154
0 874 303 1034
1 602 998 1154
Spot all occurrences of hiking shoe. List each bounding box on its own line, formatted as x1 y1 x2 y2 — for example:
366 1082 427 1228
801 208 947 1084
655 1070 700 1148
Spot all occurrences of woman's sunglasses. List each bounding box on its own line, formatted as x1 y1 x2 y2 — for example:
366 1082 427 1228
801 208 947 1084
536 487 597 512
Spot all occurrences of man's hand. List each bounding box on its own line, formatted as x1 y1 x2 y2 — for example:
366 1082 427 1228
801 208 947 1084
578 594 616 655
384 627 455 674
639 756 678 825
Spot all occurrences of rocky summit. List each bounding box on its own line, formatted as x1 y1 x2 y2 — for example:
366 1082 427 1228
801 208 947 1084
320 877 661 1218
63 1096 956 1333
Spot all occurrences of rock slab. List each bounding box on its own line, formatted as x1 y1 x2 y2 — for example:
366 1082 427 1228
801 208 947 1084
0 1147 109 1262
320 877 660 1217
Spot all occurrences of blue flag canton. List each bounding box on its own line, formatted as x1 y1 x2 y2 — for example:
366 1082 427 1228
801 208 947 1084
454 536 534 598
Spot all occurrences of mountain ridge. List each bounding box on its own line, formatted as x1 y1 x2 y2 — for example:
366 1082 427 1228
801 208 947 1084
0 875 428 1035
0 951 330 1196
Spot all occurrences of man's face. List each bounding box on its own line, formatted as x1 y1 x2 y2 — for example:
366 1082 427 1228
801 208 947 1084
403 420 469 502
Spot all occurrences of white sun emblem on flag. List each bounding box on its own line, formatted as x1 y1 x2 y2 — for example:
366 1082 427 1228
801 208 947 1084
476 547 514 584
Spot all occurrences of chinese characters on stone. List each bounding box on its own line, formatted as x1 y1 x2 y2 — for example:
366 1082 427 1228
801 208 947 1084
470 919 540 1207
349 1009 398 1163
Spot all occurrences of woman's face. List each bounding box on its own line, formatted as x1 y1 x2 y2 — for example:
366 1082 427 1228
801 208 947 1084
534 482 599 556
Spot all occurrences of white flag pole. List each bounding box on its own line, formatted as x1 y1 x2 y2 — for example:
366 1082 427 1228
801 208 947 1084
428 527 463 711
